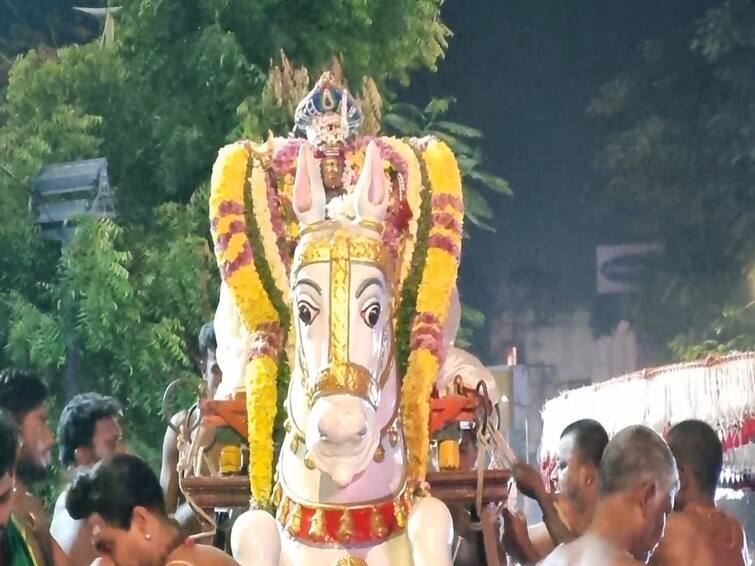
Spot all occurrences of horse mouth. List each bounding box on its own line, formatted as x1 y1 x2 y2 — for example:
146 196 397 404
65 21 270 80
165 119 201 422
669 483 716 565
314 435 372 459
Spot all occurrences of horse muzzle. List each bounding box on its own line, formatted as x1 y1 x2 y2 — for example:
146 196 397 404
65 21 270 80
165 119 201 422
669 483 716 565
305 393 379 485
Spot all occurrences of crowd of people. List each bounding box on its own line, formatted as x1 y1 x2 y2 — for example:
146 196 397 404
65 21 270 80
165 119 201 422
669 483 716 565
0 319 749 565
0 323 237 566
508 419 751 565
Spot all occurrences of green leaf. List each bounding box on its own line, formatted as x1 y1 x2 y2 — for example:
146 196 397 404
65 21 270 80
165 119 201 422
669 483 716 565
456 154 481 172
424 96 455 118
466 170 513 194
383 113 421 136
388 102 426 122
461 305 485 328
435 120 483 138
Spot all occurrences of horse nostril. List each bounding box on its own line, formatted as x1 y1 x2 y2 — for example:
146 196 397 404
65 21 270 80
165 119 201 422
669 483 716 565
318 423 330 441
357 425 367 438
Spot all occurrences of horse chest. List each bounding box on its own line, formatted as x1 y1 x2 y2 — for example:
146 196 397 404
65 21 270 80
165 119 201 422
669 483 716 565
279 532 413 566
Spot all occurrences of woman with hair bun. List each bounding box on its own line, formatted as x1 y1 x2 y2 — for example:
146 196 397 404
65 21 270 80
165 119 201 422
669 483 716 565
67 454 238 566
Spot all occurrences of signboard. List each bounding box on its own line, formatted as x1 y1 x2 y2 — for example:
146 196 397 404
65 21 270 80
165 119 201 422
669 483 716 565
596 243 663 294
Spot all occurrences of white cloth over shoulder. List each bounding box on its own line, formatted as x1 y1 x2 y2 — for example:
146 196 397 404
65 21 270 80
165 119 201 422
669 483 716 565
435 286 504 407
437 347 502 407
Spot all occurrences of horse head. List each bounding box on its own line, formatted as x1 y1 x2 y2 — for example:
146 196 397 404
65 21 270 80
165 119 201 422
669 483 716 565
289 140 395 487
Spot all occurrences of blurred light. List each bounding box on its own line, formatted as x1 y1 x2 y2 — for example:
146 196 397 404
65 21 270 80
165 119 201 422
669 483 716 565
716 487 745 501
506 345 518 366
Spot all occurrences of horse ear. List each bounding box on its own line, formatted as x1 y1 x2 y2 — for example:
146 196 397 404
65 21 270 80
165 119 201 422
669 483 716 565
293 143 326 226
354 141 388 225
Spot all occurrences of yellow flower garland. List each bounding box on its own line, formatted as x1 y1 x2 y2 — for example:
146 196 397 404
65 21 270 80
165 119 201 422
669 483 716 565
401 138 463 482
210 143 280 505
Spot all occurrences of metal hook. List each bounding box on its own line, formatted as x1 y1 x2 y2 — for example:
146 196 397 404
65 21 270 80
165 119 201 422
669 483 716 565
162 378 202 434
475 404 489 438
474 379 494 437
453 374 464 395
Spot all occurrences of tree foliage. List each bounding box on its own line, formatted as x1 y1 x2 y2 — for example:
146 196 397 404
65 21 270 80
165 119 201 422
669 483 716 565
384 97 512 231
590 0 755 360
0 0 456 467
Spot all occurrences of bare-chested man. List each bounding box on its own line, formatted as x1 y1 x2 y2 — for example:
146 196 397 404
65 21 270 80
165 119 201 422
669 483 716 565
540 425 678 566
0 368 68 565
160 322 222 530
509 419 608 563
650 420 750 566
51 393 126 565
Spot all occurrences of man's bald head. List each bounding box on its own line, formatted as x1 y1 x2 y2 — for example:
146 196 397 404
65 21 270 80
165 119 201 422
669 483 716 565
599 425 678 497
667 420 722 500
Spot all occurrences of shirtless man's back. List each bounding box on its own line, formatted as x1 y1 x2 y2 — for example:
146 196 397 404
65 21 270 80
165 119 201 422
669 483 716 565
655 420 752 566
650 504 749 566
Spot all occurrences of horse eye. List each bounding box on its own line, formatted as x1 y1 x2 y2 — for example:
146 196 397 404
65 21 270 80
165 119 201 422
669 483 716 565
361 304 381 328
298 303 318 325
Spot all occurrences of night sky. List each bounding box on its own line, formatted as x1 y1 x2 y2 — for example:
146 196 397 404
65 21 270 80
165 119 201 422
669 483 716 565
405 0 716 357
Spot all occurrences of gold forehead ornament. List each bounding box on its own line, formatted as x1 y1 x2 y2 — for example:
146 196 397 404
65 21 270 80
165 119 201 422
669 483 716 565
292 226 390 275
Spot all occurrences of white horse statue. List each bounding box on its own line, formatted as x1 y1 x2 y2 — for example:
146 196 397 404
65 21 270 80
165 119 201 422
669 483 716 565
230 142 454 565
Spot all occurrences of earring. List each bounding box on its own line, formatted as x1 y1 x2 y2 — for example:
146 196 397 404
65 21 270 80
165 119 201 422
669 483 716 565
145 533 152 541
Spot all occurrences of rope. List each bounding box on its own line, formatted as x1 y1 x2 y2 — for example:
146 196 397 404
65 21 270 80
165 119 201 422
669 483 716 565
472 383 517 520
175 419 218 543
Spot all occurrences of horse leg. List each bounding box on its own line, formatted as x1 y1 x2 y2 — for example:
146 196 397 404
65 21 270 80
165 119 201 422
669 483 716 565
230 509 281 566
407 496 454 566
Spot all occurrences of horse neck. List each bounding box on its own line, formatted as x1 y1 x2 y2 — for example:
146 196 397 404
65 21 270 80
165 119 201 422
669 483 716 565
278 360 406 506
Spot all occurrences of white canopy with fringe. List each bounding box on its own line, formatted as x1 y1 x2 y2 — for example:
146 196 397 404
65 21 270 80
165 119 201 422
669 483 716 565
539 352 755 487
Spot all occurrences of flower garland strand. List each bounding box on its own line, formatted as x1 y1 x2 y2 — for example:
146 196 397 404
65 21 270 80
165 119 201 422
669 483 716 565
249 158 290 302
400 138 464 482
380 137 422 293
396 145 434 380
209 143 281 506
245 155 292 453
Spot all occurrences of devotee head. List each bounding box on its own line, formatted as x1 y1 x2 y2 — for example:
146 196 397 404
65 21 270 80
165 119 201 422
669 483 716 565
666 419 722 510
599 425 678 561
199 321 221 399
0 368 53 484
550 419 608 516
0 411 18 537
58 393 125 470
67 454 178 566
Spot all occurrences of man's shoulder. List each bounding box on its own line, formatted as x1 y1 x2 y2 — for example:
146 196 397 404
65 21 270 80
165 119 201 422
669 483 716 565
170 409 189 428
666 510 700 533
649 511 706 566
611 557 644 566
671 506 743 541
173 544 238 565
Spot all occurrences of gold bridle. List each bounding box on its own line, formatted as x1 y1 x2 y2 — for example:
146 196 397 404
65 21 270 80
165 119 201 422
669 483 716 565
292 224 393 409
